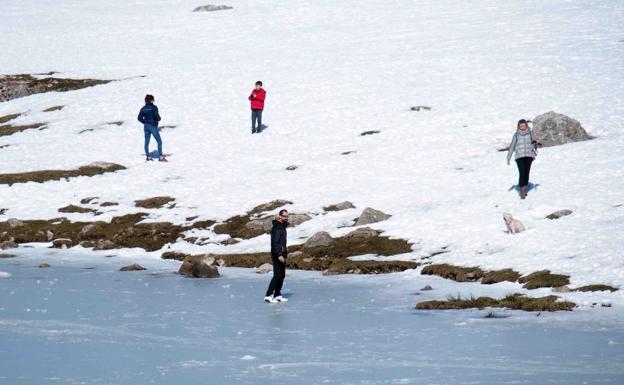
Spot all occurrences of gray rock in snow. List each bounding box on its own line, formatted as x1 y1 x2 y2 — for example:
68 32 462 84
355 208 391 226
193 4 233 12
545 209 573 220
0 241 18 249
344 227 381 241
178 255 220 278
245 214 312 232
38 263 50 268
552 285 571 293
323 201 356 212
255 263 273 274
531 111 591 147
94 240 116 250
7 218 24 228
420 285 433 291
304 231 333 248
120 263 146 272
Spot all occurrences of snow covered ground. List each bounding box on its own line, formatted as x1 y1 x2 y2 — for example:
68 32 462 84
1 251 624 385
1 0 623 310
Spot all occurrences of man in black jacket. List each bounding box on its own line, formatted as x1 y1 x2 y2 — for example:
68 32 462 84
265 209 289 303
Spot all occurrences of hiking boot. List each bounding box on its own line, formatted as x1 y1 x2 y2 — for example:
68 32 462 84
146 157 154 161
159 156 168 162
264 296 278 304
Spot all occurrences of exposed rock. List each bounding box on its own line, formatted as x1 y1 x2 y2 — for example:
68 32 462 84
343 227 381 241
7 218 24 228
360 130 380 136
285 165 298 171
410 105 432 111
255 263 273 274
52 238 73 249
58 205 97 214
420 285 433 291
46 230 54 241
304 231 333 248
38 263 50 268
341 151 356 155
0 240 17 249
94 240 116 250
193 4 233 12
323 259 419 275
245 214 312 234
134 196 175 209
80 197 98 204
249 200 292 214
119 263 146 272
545 209 573 220
531 111 592 147
355 207 391 226
0 122 47 137
161 251 191 261
100 201 119 207
552 286 571 293
0 74 110 103
0 112 23 124
178 255 220 278
43 105 64 112
323 201 355 212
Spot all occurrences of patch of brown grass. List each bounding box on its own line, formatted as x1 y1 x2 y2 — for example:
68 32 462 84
0 163 126 186
416 293 575 312
519 270 570 289
134 196 175 209
421 264 484 282
481 269 521 284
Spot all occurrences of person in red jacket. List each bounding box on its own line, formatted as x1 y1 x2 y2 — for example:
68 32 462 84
248 81 266 134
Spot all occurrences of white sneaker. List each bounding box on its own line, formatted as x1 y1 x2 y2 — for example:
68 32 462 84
275 296 288 302
264 296 278 304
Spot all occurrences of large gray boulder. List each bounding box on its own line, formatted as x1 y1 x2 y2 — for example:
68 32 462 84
52 238 73 249
7 218 24 228
344 227 381 241
245 214 312 232
531 111 591 147
304 231 333 248
355 208 391 226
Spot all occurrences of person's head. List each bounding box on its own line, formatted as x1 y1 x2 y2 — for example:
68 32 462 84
517 119 528 131
255 81 263 90
277 209 289 222
145 94 155 104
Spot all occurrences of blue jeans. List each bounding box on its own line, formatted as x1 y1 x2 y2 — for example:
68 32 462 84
144 124 162 158
251 109 263 132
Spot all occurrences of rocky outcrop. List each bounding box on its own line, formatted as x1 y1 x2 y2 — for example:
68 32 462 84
304 231 333 248
134 196 175 209
323 201 355 212
193 4 233 12
531 111 591 147
52 238 73 249
255 263 273 274
120 263 146 271
7 218 23 228
355 208 391 226
0 74 110 103
178 255 220 278
0 241 17 249
249 200 292 214
545 209 573 220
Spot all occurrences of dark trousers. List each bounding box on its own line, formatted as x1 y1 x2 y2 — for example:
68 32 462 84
516 157 534 187
265 256 286 297
251 109 263 132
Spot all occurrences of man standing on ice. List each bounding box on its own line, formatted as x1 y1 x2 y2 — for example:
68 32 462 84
248 81 266 134
138 94 167 162
265 209 289 303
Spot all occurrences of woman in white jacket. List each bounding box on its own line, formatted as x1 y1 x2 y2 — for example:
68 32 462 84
507 119 540 199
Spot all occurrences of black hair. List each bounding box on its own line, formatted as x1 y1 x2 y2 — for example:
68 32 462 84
517 119 528 128
255 81 263 86
279 209 288 216
145 94 155 104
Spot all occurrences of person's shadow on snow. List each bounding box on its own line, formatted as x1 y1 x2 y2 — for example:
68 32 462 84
256 124 268 133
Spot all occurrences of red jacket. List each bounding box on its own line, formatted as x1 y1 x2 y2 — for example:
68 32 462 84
248 88 266 110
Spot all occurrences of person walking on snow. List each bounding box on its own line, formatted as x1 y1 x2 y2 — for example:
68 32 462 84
265 209 289 303
507 119 540 199
248 81 266 134
138 94 167 162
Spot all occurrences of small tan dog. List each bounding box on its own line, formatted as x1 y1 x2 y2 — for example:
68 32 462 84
503 213 525 234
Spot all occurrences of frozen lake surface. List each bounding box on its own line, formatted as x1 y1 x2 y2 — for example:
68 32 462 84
1 252 623 385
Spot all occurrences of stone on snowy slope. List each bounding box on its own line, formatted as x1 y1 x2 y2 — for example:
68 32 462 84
178 255 220 278
0 240 18 249
52 238 73 249
531 111 591 147
323 201 355 212
545 209 573 220
193 4 233 12
7 218 24 228
119 263 146 271
255 263 273 274
355 208 391 226
304 231 333 248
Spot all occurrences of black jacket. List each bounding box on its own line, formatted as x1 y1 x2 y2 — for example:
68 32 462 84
270 219 288 258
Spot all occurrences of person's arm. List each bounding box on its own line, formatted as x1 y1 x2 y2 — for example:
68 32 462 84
256 91 266 102
506 134 517 164
271 229 281 255
154 106 161 122
248 92 255 101
137 108 144 123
